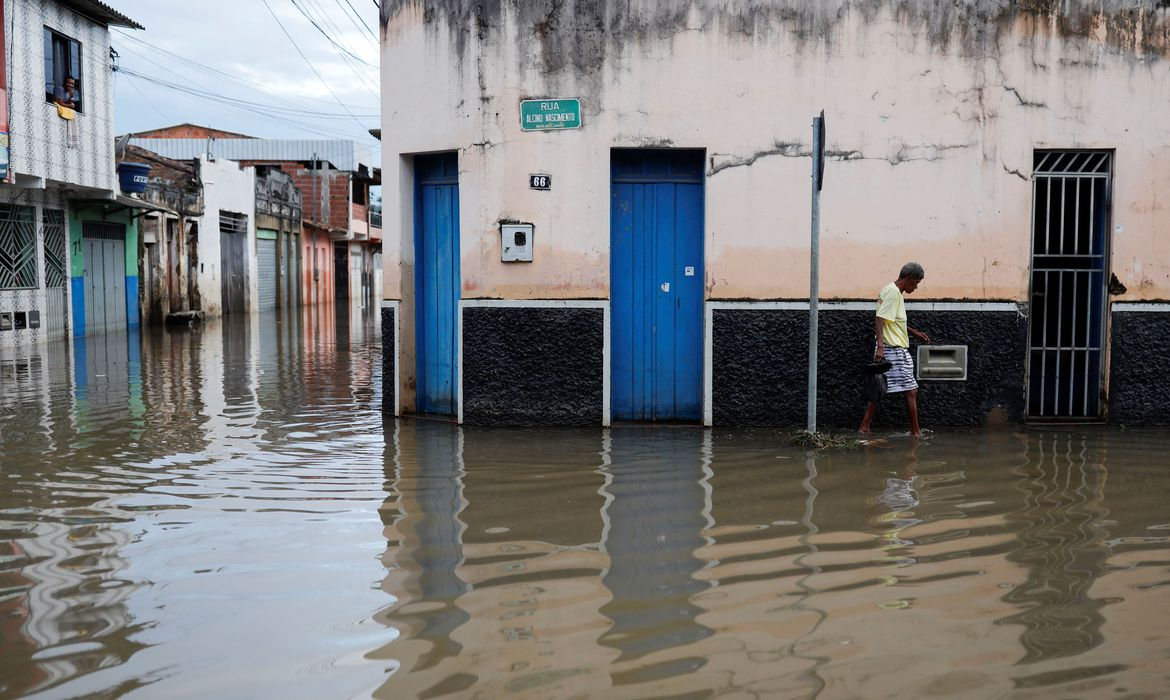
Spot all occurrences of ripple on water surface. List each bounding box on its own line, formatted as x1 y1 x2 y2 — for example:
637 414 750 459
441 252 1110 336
2 314 1170 698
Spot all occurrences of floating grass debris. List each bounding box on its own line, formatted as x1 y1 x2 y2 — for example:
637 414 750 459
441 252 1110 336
787 431 863 450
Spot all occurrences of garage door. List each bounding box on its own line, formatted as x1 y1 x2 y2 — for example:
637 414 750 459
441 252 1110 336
82 222 127 335
257 237 277 311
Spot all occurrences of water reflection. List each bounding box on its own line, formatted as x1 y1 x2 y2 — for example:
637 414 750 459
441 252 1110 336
0 304 385 699
3 318 1170 698
374 429 1170 698
600 430 713 684
379 423 470 683
1002 432 1110 672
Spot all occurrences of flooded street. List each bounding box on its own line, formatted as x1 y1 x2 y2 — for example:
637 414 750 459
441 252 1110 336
2 309 1169 699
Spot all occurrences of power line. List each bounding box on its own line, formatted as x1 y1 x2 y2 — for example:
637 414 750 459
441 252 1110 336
290 0 381 98
334 0 378 44
116 66 364 140
110 29 378 113
261 0 373 135
120 72 173 123
305 0 373 48
114 56 377 120
289 0 375 67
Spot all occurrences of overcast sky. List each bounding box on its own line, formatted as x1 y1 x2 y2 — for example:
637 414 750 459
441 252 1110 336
110 0 380 155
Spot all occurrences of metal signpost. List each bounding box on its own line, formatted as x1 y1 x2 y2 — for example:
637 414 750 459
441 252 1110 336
808 111 825 434
519 98 582 132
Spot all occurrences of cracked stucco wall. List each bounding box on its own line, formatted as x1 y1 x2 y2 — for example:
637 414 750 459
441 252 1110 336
380 1 1170 302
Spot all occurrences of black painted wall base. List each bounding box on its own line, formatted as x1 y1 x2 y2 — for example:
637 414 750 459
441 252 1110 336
1108 311 1170 425
462 306 604 426
712 307 1028 428
381 304 395 414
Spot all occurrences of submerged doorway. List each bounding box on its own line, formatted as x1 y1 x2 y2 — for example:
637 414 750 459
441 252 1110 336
81 221 127 335
610 149 705 422
1026 150 1112 419
414 152 460 416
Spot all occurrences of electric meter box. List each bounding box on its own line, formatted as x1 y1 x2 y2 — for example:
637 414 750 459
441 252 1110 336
501 223 534 262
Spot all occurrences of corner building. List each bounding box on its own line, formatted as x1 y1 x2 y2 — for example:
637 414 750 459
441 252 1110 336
379 1 1170 427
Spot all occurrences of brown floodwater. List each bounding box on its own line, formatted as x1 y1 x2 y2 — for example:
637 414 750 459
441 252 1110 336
1 306 1169 699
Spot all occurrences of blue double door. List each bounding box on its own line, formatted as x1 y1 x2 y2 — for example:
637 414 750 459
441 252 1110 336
415 153 460 415
611 150 705 421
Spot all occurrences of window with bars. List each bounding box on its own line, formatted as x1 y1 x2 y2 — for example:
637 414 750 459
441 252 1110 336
0 204 37 290
219 210 248 234
43 209 66 288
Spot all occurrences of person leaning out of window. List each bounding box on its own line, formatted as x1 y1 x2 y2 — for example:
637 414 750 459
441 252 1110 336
53 76 78 109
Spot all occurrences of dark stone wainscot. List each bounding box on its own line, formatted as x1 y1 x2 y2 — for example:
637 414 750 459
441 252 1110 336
462 305 604 426
1108 310 1170 425
711 306 1028 428
381 304 395 414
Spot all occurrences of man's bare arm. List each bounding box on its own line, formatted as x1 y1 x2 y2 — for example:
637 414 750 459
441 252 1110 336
908 327 932 344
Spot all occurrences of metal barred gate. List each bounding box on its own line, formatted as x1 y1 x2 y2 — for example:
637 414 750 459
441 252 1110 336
42 209 68 338
1026 150 1112 419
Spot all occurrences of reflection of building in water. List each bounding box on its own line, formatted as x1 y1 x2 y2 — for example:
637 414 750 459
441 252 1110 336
0 334 69 450
372 423 614 699
0 331 145 697
1080 431 1170 693
138 324 210 455
675 434 1030 698
1002 432 1109 664
71 330 143 440
372 422 471 698
366 426 1170 698
599 429 714 693
252 301 305 439
4 520 142 696
455 428 611 697
196 319 262 458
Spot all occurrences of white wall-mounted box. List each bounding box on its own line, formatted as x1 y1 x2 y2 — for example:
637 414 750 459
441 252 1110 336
501 223 534 262
917 345 968 381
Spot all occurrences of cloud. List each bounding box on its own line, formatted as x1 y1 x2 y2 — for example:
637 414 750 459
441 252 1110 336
112 0 380 141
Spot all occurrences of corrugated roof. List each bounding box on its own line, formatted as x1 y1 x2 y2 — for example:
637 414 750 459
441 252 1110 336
126 138 373 173
58 0 144 29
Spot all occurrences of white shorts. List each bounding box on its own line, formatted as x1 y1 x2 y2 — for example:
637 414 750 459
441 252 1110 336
884 346 918 393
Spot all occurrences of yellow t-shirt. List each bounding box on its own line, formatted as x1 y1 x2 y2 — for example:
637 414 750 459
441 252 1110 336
876 281 909 348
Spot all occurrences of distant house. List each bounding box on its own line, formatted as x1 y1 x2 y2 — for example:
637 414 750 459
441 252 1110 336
123 140 305 323
127 125 382 309
0 0 145 350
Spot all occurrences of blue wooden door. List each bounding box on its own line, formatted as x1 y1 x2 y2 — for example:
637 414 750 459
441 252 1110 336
611 150 704 421
415 153 460 415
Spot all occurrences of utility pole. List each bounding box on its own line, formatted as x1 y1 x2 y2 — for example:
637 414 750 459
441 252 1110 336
808 111 825 434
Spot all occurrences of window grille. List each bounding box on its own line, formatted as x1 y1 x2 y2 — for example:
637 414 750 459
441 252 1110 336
43 209 66 288
219 210 248 234
82 221 124 240
0 204 38 290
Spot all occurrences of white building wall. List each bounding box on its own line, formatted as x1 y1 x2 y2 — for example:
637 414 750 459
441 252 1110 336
5 0 117 192
380 2 1170 303
194 156 256 318
2 0 124 351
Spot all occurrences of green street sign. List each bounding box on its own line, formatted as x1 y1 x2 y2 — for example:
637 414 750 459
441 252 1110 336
520 98 581 131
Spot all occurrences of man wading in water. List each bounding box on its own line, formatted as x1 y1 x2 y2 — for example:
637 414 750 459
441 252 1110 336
859 262 931 436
